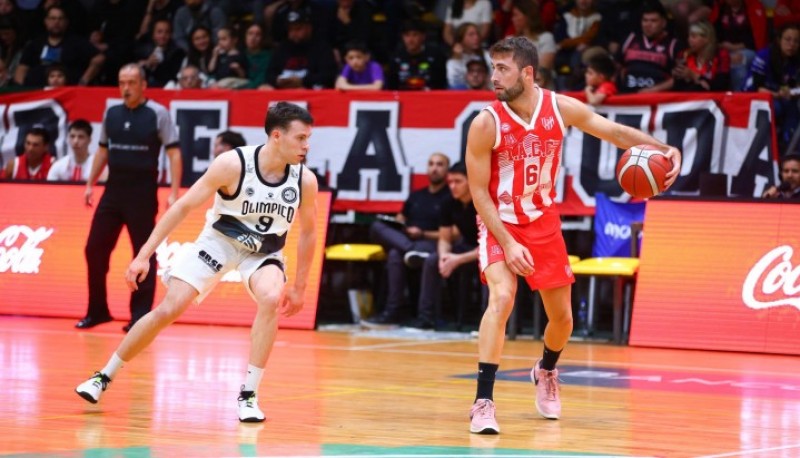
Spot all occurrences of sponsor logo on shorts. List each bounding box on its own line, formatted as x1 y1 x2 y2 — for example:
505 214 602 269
198 249 223 272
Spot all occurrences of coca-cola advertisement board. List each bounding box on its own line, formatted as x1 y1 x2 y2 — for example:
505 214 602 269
0 184 332 329
630 199 800 355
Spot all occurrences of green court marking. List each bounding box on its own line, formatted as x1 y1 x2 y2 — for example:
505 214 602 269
321 444 611 456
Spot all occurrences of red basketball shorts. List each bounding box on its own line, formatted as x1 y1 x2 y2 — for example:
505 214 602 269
478 212 575 290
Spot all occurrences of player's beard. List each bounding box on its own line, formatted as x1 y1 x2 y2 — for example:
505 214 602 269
497 77 525 102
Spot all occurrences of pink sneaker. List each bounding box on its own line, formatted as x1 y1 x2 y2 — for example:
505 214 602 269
531 359 561 419
469 398 500 434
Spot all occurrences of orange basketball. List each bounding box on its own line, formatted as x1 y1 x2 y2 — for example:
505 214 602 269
616 145 672 199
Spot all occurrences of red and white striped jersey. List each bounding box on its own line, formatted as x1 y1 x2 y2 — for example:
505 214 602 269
483 87 565 225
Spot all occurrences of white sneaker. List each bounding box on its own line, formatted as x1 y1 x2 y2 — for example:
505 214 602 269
238 386 265 423
76 372 111 404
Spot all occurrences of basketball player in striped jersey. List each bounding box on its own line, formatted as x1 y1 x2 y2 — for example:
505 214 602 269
47 119 106 182
466 37 682 434
76 102 319 423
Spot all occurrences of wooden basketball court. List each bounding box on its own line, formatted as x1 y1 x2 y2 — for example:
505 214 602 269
2 316 799 458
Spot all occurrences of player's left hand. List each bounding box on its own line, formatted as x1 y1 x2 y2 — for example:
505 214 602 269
125 258 151 292
279 284 304 317
663 146 682 188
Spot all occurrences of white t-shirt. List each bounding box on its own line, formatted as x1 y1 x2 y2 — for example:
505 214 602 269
445 0 493 29
46 152 107 182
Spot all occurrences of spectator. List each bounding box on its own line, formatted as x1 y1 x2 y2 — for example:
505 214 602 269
442 0 493 47
411 161 479 330
0 17 23 78
208 25 248 88
618 1 678 93
447 22 491 89
743 23 800 154
14 5 105 87
504 0 556 71
762 153 800 199
264 0 331 46
165 63 204 88
595 0 638 55
335 39 384 91
497 0 558 37
465 58 490 90
709 0 767 91
172 0 226 51
386 20 447 91
672 20 731 91
662 0 713 40
137 0 183 41
584 52 617 105
181 25 213 80
47 119 107 182
329 0 375 64
262 10 337 90
553 0 602 90
3 127 53 181
134 18 186 88
362 152 452 327
213 129 246 158
45 63 67 88
241 22 271 89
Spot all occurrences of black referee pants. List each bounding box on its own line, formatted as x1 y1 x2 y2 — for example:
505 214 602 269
84 188 158 323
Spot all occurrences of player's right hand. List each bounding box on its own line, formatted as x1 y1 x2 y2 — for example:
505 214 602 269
503 241 535 277
125 258 151 292
84 186 93 207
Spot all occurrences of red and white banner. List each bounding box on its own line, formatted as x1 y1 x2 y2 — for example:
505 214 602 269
0 88 779 215
630 199 800 355
0 183 332 329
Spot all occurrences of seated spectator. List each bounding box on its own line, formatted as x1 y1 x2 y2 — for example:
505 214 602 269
180 25 213 81
262 10 337 89
164 63 204 89
465 58 490 90
672 20 731 92
553 0 602 90
241 22 271 89
412 161 479 330
446 22 491 89
328 0 376 64
137 0 183 42
14 6 105 87
386 20 447 91
172 0 226 51
45 63 67 88
442 0 493 47
134 18 185 88
209 26 248 88
47 119 107 182
0 17 23 78
496 0 558 37
3 127 53 181
743 23 800 154
504 0 556 71
335 40 384 91
213 129 246 158
618 1 678 93
709 0 767 91
762 153 800 199
264 0 332 46
362 152 452 327
584 52 617 105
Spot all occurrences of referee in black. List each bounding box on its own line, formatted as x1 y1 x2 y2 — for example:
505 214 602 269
76 63 182 332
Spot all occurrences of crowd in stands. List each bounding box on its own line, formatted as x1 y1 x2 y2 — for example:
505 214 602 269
0 0 796 152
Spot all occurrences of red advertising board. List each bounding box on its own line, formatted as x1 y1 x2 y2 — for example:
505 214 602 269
0 183 331 329
630 199 800 355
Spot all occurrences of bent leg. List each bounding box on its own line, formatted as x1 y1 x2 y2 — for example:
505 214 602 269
116 278 198 361
539 284 573 353
478 262 518 364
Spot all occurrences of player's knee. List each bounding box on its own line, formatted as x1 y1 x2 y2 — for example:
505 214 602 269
150 303 183 325
489 289 515 308
549 310 573 331
252 285 282 308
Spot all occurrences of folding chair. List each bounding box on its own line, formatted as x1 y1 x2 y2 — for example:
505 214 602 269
323 244 386 323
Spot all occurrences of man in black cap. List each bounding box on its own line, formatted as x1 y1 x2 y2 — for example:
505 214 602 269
387 19 447 90
261 9 338 90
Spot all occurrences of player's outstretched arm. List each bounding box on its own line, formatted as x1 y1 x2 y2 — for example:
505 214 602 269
466 110 534 276
280 167 319 317
126 152 240 290
557 94 682 188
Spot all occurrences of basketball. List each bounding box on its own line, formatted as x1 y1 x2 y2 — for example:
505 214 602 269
616 145 672 199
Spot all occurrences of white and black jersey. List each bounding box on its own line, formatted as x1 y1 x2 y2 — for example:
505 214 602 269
207 144 303 254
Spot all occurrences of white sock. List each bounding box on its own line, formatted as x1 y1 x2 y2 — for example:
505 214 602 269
100 353 125 380
242 364 264 392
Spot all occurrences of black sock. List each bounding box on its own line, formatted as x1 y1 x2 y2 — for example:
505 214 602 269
540 345 562 371
476 362 498 401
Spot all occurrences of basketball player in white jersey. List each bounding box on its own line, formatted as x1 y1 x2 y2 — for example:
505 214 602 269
47 119 106 182
76 102 319 423
466 37 682 434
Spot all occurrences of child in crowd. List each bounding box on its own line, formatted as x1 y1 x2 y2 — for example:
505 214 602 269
335 40 384 91
209 26 248 88
584 53 617 106
46 64 67 89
